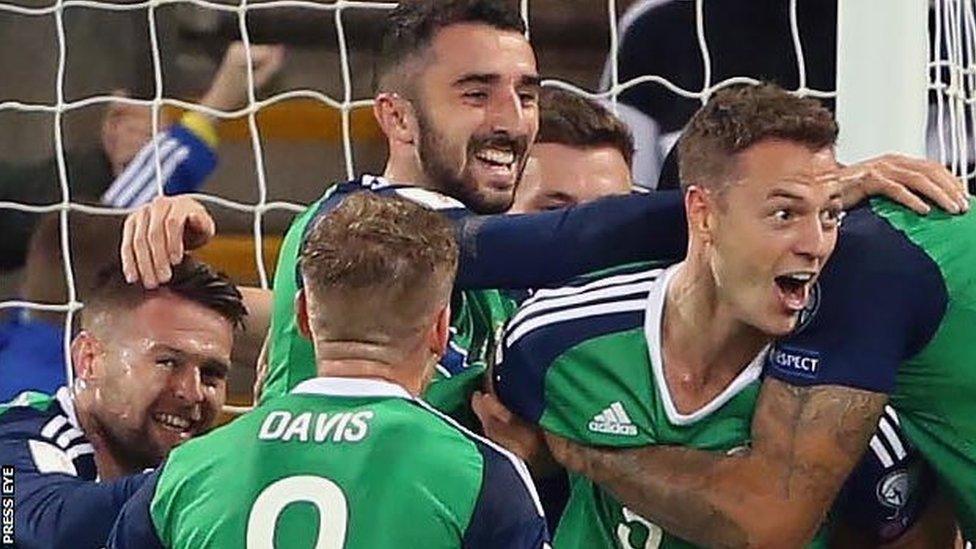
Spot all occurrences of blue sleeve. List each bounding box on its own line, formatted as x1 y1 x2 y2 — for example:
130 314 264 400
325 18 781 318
834 405 937 544
765 209 947 393
101 123 217 208
456 191 687 290
108 468 165 549
1 438 151 549
462 441 550 548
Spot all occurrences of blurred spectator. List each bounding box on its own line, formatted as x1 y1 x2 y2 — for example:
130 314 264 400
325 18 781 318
0 42 283 270
510 88 635 213
0 211 124 402
602 0 836 188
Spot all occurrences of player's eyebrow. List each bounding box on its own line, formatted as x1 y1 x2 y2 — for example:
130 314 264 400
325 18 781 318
155 344 231 377
452 73 542 88
766 189 807 201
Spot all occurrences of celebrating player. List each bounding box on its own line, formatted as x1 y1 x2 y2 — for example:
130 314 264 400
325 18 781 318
0 257 245 548
121 0 540 421
109 193 548 548
476 84 971 547
509 88 634 213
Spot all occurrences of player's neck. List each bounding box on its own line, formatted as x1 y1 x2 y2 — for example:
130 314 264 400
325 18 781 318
316 343 427 397
383 156 433 191
661 262 768 412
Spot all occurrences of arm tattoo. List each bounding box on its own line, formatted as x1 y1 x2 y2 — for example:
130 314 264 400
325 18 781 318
570 379 887 548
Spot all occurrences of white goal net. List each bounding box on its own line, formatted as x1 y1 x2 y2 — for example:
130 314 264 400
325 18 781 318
0 0 965 398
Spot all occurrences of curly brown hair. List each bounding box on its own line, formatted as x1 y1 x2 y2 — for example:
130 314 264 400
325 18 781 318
677 83 838 192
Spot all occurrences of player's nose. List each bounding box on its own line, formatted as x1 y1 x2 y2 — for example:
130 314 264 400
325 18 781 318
170 365 206 404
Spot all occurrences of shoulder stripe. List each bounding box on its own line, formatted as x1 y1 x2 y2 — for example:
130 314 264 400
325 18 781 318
55 427 85 449
525 268 661 307
412 398 545 517
506 298 647 348
877 417 907 461
40 415 67 439
884 405 900 426
869 435 895 468
66 443 95 461
507 279 654 337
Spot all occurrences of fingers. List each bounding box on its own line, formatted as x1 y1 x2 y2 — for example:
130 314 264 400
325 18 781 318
875 175 931 215
251 45 285 89
884 155 969 213
129 205 160 289
120 196 214 289
120 209 138 283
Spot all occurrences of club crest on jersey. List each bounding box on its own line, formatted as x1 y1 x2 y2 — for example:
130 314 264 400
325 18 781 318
877 470 910 512
588 402 638 436
791 281 821 335
769 345 821 380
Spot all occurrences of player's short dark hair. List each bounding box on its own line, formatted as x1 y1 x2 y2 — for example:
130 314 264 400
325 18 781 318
300 192 458 343
373 0 526 94
537 88 635 168
677 82 838 192
82 256 247 331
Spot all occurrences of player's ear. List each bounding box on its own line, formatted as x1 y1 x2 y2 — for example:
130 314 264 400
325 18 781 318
373 92 415 146
428 303 451 357
70 331 98 381
685 185 714 244
295 289 313 341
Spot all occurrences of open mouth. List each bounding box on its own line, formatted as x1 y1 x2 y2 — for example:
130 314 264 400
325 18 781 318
774 271 815 312
153 412 195 440
474 147 517 175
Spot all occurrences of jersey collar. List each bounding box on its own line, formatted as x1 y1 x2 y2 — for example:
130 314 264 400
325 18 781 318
291 377 413 400
643 263 766 426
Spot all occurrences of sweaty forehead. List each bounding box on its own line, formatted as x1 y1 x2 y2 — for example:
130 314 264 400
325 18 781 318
423 23 537 81
735 139 838 188
118 292 233 361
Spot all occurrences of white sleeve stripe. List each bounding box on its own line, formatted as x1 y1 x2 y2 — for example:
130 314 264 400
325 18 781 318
507 280 655 335
40 415 67 439
413 398 546 517
884 405 900 425
65 443 95 460
102 133 172 204
107 137 180 207
55 427 85 449
869 435 895 468
524 269 661 307
877 417 907 461
506 299 647 348
122 146 190 208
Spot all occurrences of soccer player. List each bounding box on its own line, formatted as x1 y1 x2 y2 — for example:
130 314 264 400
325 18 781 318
121 0 540 422
108 193 548 548
509 88 634 213
482 85 973 547
0 257 245 548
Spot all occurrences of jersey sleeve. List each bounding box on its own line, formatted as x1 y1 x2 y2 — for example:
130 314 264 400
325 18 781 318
455 191 687 290
101 117 218 208
107 468 165 549
462 440 550 548
765 209 947 393
833 405 937 545
0 437 151 549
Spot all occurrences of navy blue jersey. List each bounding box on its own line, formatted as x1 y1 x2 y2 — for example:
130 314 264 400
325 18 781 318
0 388 150 548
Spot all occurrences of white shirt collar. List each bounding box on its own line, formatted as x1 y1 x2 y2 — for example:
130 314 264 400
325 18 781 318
643 263 766 426
291 377 413 400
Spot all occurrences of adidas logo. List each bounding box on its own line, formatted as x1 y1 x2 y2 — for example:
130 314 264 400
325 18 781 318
588 402 638 436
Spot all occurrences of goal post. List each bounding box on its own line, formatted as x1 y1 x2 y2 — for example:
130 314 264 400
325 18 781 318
835 0 929 164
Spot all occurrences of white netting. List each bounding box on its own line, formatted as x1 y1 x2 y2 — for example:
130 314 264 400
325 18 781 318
931 0 976 188
0 0 949 397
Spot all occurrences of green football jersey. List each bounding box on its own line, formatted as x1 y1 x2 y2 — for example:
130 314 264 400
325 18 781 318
769 198 976 542
263 176 517 422
109 377 548 548
494 262 814 549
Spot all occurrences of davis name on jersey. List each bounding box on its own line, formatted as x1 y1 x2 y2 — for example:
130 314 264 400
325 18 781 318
109 377 548 549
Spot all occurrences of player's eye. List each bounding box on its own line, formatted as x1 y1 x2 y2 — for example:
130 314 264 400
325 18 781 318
156 358 177 369
518 91 538 106
772 209 795 223
462 90 488 102
820 207 846 228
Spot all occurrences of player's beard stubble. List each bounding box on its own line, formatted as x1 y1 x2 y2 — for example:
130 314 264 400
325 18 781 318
415 106 530 215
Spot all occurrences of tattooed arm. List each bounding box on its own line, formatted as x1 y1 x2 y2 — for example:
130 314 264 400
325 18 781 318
547 379 888 548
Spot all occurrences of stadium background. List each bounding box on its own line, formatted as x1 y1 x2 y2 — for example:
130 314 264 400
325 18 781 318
0 0 968 415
